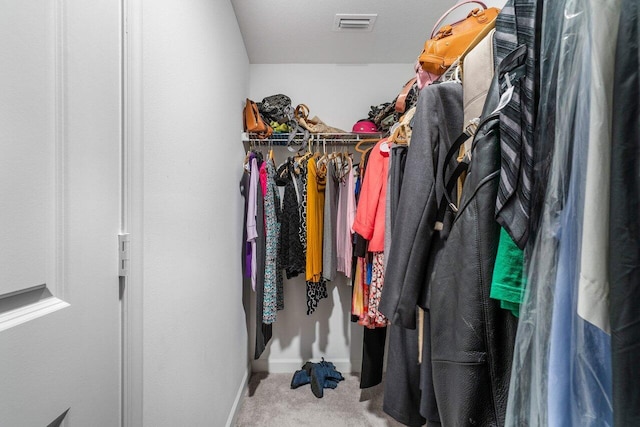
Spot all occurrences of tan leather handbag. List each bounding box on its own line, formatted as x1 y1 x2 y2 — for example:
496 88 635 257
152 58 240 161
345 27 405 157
419 1 499 75
244 98 273 139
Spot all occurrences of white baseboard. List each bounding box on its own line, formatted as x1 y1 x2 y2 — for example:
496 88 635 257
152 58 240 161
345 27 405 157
225 365 250 427
251 358 362 374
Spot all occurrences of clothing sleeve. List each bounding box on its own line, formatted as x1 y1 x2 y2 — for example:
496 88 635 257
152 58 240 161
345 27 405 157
379 84 463 329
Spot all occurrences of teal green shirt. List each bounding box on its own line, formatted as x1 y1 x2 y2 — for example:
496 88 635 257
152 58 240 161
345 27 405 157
490 227 526 317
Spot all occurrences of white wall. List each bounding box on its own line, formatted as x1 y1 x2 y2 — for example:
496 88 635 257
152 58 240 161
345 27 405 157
248 63 412 373
141 0 250 425
250 64 415 132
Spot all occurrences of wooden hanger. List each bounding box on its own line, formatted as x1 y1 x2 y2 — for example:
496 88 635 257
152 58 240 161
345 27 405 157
355 138 379 154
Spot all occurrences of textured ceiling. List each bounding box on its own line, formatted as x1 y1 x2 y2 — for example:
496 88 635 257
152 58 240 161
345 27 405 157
231 0 457 64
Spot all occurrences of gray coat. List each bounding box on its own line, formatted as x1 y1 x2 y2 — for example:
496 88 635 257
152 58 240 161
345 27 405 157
379 82 464 330
380 82 463 426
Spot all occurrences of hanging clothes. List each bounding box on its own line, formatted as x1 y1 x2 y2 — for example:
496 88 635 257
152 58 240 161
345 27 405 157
241 163 251 280
352 137 390 330
276 158 305 279
506 0 615 423
352 138 389 254
492 0 539 248
578 0 620 335
384 144 408 271
297 156 309 255
336 156 356 278
305 155 328 314
379 81 463 330
322 159 338 281
247 157 260 291
428 74 517 426
609 0 640 424
261 160 283 324
253 161 272 359
381 82 463 427
351 149 372 322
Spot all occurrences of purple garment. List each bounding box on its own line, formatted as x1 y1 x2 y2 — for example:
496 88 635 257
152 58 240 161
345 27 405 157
244 154 256 279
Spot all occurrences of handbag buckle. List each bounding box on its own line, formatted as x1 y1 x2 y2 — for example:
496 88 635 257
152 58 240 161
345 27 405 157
468 8 482 17
465 118 480 137
437 25 453 38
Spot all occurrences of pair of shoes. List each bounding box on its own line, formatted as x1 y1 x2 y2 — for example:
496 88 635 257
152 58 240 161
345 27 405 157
309 358 344 398
290 362 314 389
289 359 344 398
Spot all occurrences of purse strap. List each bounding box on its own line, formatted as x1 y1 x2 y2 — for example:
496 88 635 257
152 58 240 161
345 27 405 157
434 120 479 230
430 0 488 38
395 77 418 113
294 104 309 121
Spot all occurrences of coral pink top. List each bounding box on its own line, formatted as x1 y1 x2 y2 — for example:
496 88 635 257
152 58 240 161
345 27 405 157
352 138 389 252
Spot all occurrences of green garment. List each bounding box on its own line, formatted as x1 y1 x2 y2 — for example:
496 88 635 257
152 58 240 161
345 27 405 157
490 227 526 317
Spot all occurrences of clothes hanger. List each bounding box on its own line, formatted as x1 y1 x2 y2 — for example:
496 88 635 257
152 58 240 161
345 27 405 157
243 150 252 172
317 137 330 168
355 138 379 154
438 58 462 84
268 139 275 164
338 153 352 180
388 107 417 146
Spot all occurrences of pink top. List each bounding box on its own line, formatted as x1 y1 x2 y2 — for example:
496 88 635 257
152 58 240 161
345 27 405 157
336 156 356 277
352 138 389 252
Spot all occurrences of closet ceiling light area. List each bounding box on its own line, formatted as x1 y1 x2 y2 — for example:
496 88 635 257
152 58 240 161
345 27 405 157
231 0 454 64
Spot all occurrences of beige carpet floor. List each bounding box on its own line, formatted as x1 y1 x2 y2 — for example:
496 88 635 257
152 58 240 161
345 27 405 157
235 372 408 427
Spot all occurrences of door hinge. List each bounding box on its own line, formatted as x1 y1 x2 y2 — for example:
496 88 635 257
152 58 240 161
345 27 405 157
119 233 130 277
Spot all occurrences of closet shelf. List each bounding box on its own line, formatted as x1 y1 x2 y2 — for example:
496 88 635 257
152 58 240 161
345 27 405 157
241 131 385 146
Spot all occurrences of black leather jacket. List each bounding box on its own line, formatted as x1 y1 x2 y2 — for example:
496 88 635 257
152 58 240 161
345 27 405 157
427 75 518 426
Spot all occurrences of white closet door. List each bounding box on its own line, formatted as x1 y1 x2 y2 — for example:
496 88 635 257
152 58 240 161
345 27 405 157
0 1 121 425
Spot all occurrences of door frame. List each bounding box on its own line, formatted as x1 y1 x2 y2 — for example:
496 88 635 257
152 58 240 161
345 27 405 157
121 0 144 425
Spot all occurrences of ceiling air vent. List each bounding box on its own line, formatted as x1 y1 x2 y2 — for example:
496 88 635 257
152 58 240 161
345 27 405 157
332 14 377 32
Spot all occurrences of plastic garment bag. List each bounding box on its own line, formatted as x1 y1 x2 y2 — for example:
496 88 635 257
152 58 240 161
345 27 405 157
505 0 619 424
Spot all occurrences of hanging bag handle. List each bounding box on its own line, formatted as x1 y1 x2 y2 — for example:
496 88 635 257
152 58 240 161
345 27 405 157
395 77 418 113
430 0 488 38
433 120 479 230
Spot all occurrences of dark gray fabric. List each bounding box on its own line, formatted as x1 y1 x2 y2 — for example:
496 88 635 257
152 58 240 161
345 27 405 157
277 159 305 279
389 146 407 225
323 161 338 281
610 2 640 424
428 76 517 426
379 82 463 330
493 0 539 249
255 177 272 359
383 317 426 427
419 310 440 426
